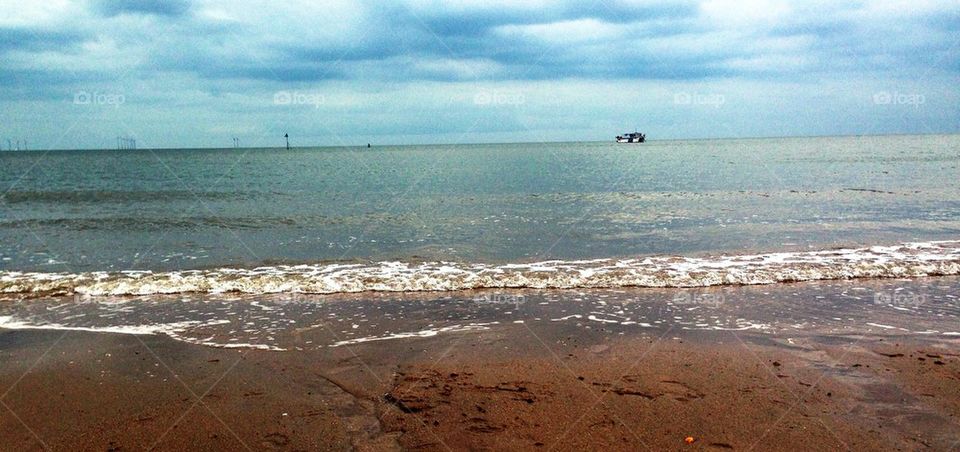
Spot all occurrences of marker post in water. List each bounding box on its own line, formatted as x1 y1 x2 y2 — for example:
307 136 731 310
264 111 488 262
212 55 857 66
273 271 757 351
284 133 289 150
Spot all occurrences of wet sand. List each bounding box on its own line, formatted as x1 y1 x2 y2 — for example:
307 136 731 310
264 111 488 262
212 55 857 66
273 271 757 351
2 308 960 451
2 276 960 450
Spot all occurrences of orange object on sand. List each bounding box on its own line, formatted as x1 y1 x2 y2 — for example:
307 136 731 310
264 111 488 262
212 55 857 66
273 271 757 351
685 436 695 444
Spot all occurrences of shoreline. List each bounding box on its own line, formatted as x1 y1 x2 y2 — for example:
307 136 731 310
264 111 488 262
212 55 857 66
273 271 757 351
2 275 960 449
2 322 959 450
2 239 959 299
2 275 960 351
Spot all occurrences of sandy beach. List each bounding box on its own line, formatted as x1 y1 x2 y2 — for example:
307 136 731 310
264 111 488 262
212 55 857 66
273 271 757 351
3 278 960 451
3 0 959 449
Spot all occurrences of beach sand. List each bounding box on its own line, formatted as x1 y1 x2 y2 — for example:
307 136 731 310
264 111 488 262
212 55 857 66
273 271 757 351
2 309 959 451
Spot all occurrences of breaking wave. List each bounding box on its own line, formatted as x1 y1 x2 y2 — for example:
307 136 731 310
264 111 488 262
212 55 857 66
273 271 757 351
2 241 959 298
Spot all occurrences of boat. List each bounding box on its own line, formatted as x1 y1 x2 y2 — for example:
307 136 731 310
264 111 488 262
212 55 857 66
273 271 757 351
616 132 645 143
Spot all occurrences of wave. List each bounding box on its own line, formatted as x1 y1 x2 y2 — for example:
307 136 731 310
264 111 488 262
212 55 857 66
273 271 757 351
0 190 253 204
0 216 298 231
1 241 959 298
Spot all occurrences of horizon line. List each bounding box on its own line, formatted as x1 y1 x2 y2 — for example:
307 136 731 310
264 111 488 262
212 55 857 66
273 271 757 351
0 131 956 153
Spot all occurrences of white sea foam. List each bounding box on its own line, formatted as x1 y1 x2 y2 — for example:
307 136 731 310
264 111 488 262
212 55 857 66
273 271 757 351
329 322 496 347
0 316 284 350
1 241 958 298
0 315 214 335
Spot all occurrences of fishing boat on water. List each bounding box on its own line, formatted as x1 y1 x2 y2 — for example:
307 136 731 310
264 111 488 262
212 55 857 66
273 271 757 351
616 132 645 143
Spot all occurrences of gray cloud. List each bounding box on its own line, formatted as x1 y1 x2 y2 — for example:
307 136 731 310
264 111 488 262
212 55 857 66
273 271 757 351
93 0 191 17
0 0 957 148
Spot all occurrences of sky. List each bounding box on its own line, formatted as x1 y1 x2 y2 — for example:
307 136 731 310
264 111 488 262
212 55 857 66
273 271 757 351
0 0 958 149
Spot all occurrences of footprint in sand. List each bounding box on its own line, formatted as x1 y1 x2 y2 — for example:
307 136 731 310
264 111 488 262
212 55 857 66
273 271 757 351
261 432 291 449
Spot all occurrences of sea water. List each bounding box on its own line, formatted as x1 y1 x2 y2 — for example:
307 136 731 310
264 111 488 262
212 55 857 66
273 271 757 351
1 135 959 348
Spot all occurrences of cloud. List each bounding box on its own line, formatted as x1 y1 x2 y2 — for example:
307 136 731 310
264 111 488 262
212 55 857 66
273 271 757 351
0 28 87 52
699 0 791 28
494 18 632 44
0 0 957 147
0 0 83 27
93 0 191 17
6 0 952 84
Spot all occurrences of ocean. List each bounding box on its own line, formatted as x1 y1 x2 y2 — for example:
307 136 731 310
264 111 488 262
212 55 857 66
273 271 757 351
1 135 959 349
